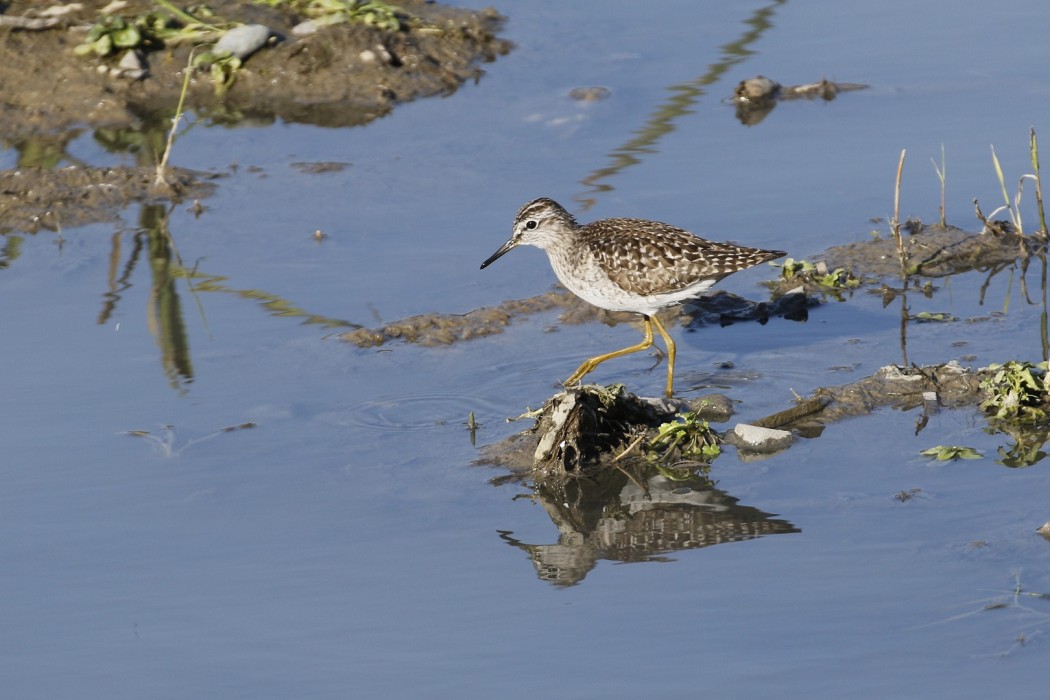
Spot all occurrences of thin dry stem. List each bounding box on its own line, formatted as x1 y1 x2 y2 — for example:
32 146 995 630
931 143 946 227
155 49 196 188
1031 128 1048 240
891 149 908 277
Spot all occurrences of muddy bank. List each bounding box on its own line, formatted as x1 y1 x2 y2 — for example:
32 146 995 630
341 286 809 348
343 221 1038 353
478 359 1050 481
0 166 216 234
0 1 510 137
0 1 509 234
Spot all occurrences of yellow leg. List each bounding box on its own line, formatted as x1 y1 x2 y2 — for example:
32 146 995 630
564 316 656 387
649 314 677 398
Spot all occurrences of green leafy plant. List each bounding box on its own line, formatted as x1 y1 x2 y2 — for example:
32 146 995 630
778 257 862 294
979 361 1049 422
74 4 231 59
254 0 406 31
975 129 1048 241
192 50 243 94
645 412 721 462
74 13 171 56
920 445 983 461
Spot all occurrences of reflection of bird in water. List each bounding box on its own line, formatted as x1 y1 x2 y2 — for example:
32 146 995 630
498 476 799 587
482 198 785 397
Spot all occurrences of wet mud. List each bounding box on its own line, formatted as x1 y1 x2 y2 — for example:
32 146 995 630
0 0 509 232
0 166 216 234
0 1 509 137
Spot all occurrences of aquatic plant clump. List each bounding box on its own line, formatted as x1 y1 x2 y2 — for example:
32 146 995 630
979 361 1050 423
645 411 722 463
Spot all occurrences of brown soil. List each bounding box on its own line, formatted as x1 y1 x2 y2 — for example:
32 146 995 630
0 0 510 233
0 166 217 234
0 0 510 136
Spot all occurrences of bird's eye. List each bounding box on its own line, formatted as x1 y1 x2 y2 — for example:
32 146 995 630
525 220 538 230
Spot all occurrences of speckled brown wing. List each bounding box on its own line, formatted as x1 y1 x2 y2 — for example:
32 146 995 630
582 218 784 296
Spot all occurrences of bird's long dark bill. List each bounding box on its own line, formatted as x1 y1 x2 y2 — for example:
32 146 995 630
480 239 516 269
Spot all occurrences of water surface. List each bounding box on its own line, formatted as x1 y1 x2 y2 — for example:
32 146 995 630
3 1 1050 697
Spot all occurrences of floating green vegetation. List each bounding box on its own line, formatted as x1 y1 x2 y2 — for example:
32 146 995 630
253 0 406 31
980 361 1049 423
920 445 983 461
910 311 956 323
645 411 721 463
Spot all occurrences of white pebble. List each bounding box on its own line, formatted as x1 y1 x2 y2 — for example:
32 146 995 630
215 24 272 61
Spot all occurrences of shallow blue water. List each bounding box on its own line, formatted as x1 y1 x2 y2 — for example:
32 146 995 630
3 1 1050 698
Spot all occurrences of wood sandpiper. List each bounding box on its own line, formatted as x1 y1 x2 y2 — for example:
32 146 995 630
481 197 786 397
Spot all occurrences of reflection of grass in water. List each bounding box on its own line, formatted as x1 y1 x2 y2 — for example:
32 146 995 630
125 422 256 458
99 201 359 397
0 236 21 269
575 0 786 209
185 269 362 330
910 570 1050 657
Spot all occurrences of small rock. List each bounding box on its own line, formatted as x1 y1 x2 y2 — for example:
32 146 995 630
734 75 781 103
215 24 272 61
688 393 735 422
292 19 319 36
569 86 611 102
725 423 793 453
370 44 394 65
116 49 147 80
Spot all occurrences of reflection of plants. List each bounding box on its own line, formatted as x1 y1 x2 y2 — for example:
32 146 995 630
920 445 983 461
98 204 196 393
0 236 23 269
979 361 1048 422
913 571 1050 657
11 132 85 168
183 270 359 329
991 424 1049 468
126 422 256 458
645 412 721 462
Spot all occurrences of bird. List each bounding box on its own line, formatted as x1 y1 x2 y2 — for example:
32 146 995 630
481 198 786 397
